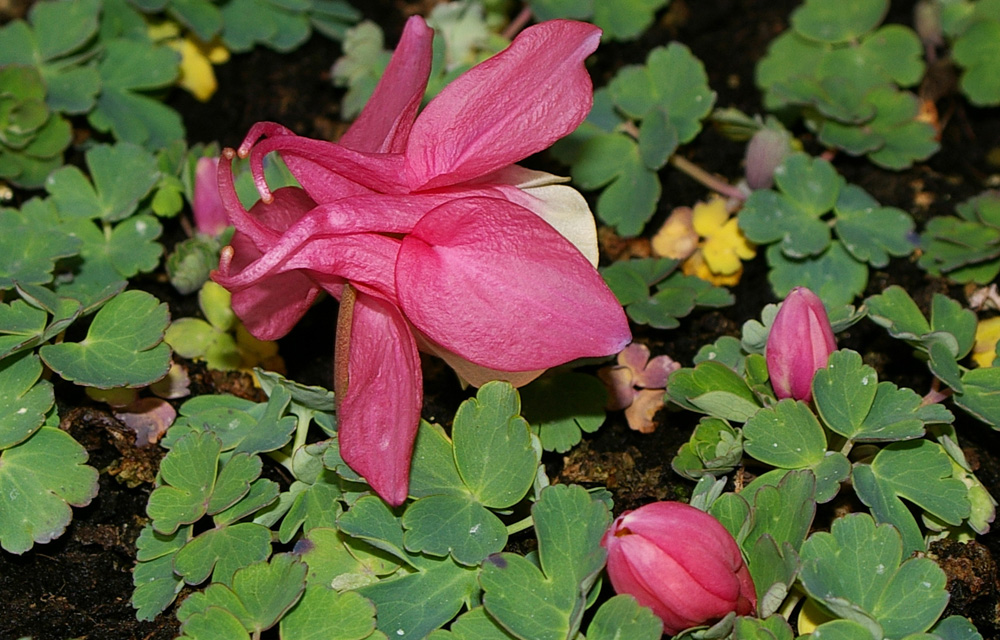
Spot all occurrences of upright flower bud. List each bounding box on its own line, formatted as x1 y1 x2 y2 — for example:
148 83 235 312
766 286 836 402
601 501 757 635
192 156 228 237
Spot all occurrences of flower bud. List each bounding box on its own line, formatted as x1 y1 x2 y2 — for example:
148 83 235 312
193 156 229 236
601 501 757 635
765 286 836 402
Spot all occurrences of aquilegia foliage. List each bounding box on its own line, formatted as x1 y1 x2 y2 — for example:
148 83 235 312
212 17 631 505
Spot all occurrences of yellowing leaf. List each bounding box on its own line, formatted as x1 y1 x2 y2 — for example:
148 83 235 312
972 316 1000 367
682 250 742 287
650 206 698 259
691 196 730 237
148 20 230 102
702 218 756 275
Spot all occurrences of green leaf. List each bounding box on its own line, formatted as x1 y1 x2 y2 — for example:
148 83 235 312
481 484 610 640
610 43 715 144
790 0 888 43
571 130 660 237
298 527 400 591
358 558 479 639
147 431 222 534
40 289 170 388
0 351 53 449
773 153 844 218
0 199 80 290
743 400 827 468
745 535 800 619
586 595 663 640
178 604 249 640
277 465 342 542
0 425 98 553
601 257 679 306
174 522 272 585
667 361 761 422
766 242 868 307
132 525 191 621
89 38 184 148
741 469 817 553
671 417 744 481
954 367 1000 427
427 606 518 640
853 440 971 555
337 495 411 565
591 0 669 41
402 494 507 566
834 185 915 268
178 554 307 635
812 350 878 439
279 585 377 640
528 0 594 21
409 421 466 498
0 0 102 114
167 390 296 455
46 143 160 221
521 372 607 453
221 0 311 53
0 299 48 360
864 88 940 170
453 381 538 509
799 513 948 637
952 17 1000 106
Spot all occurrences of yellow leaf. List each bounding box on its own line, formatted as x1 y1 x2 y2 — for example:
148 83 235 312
972 316 1000 367
651 206 698 259
701 218 756 275
681 250 742 287
691 196 729 237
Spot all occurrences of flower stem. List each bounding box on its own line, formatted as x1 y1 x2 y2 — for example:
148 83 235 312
502 5 533 40
921 378 953 406
669 154 746 202
506 515 534 536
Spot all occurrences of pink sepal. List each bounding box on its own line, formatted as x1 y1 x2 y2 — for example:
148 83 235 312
395 196 630 371
337 293 423 506
405 20 600 190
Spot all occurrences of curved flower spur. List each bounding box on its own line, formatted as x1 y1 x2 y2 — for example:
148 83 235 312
212 16 631 505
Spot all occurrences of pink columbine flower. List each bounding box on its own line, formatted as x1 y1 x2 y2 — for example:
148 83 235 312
765 286 836 402
211 17 631 505
193 156 229 236
601 501 757 635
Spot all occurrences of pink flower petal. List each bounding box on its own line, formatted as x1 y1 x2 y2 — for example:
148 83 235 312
245 133 409 202
405 20 601 190
396 196 630 372
618 343 651 372
597 365 636 411
624 388 664 433
339 16 434 154
635 354 680 389
114 398 177 447
217 232 322 340
337 292 423 506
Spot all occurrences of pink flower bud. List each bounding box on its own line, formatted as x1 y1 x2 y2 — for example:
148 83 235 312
601 502 757 635
765 286 836 402
193 156 229 236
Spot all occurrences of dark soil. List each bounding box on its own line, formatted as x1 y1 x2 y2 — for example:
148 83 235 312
4 0 1000 638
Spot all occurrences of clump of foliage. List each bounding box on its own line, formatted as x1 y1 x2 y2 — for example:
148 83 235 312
755 0 938 168
738 152 917 306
